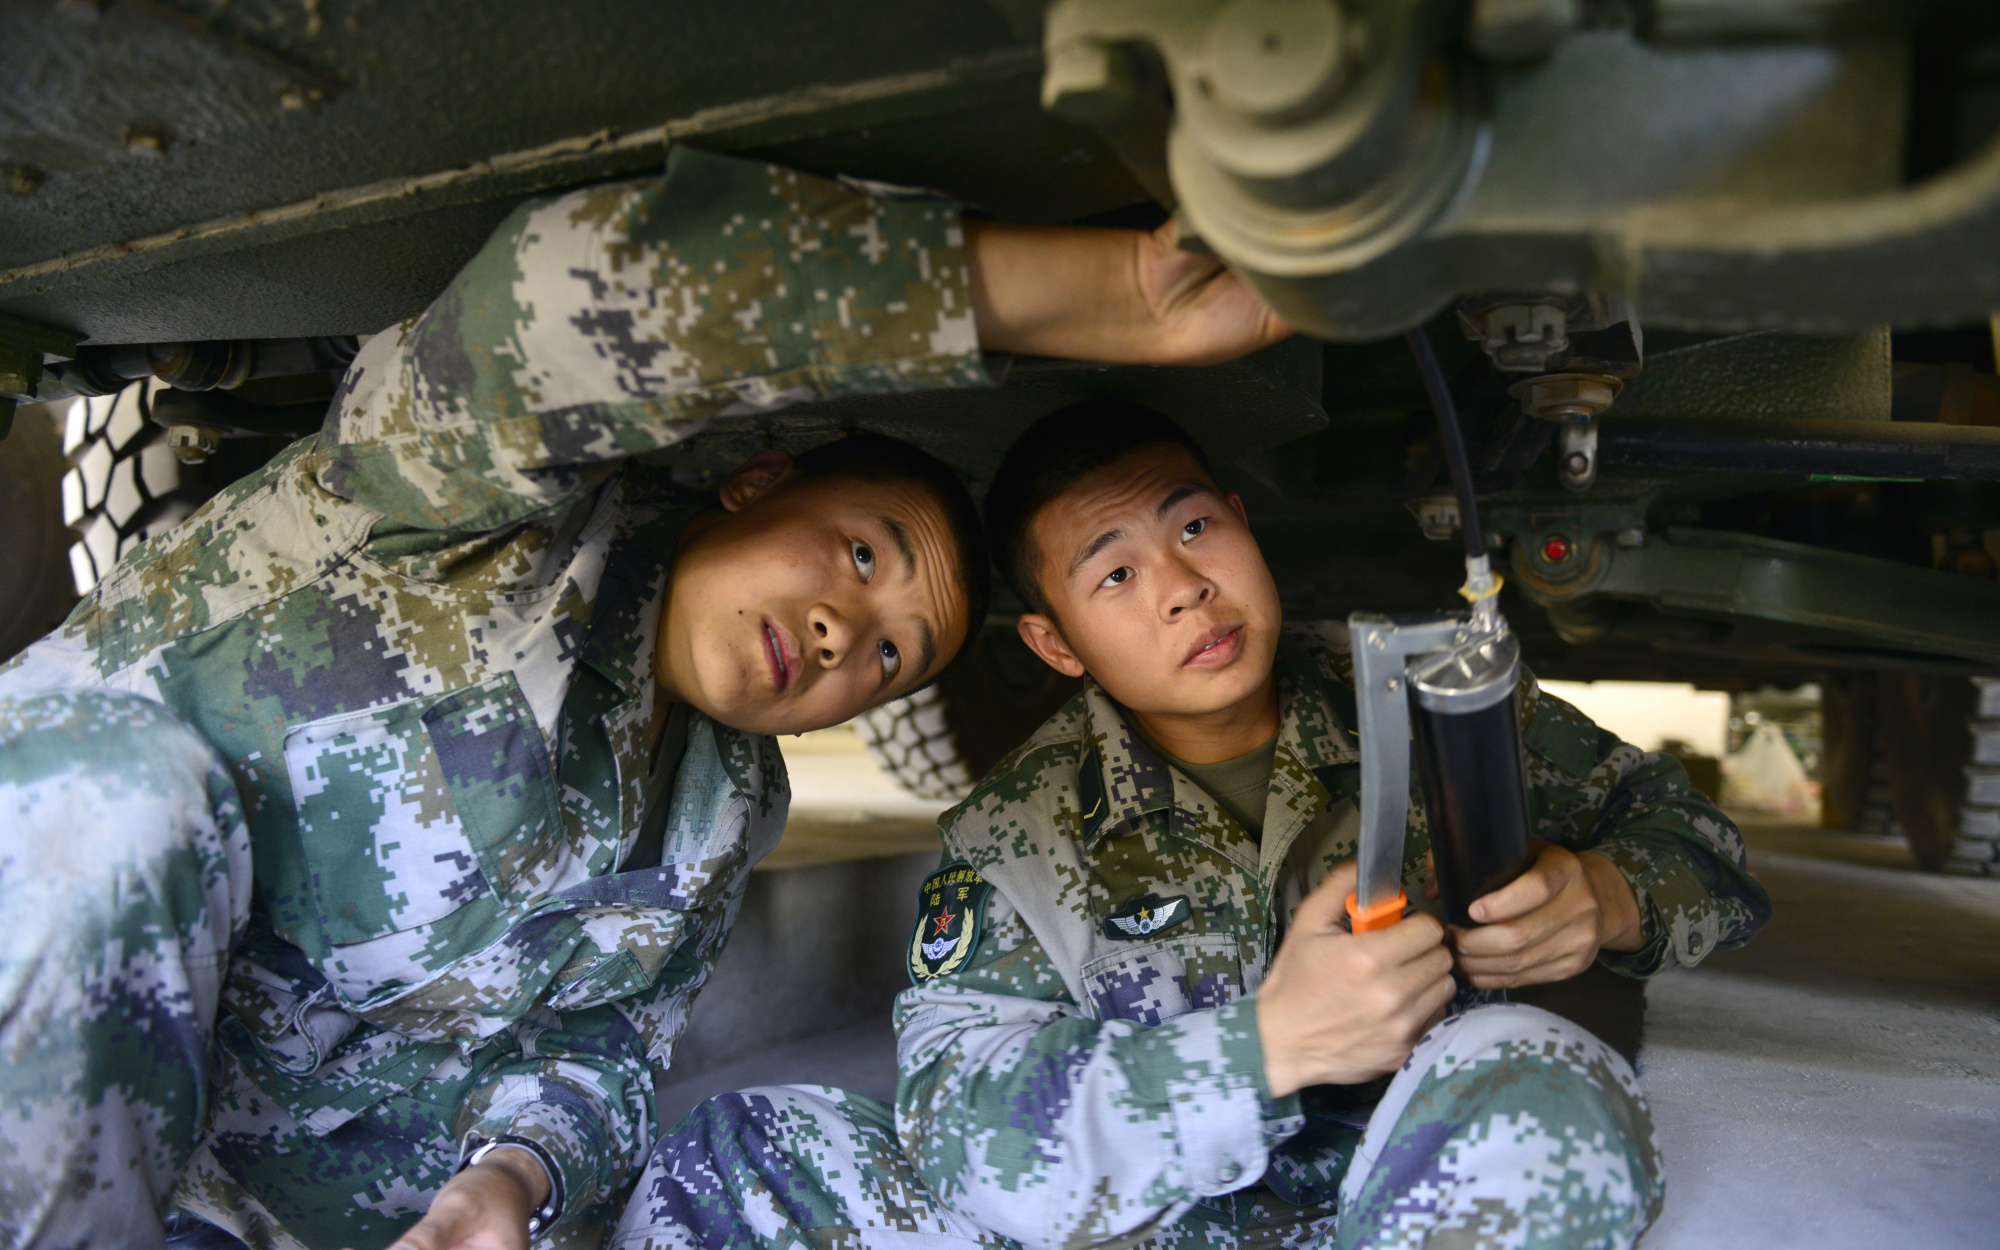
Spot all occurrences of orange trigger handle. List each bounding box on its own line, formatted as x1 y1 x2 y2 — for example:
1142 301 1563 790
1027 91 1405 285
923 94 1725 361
1346 890 1409 934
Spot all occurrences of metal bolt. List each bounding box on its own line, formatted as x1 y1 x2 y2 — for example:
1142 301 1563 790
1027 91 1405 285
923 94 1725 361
1 165 43 195
1557 418 1599 492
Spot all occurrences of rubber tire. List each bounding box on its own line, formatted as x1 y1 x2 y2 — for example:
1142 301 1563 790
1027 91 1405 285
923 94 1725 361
57 382 298 601
0 404 80 664
856 624 1085 801
1877 672 1996 873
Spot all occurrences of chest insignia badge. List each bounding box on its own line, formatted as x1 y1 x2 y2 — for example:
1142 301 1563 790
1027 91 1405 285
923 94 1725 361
909 862 992 984
1102 893 1192 940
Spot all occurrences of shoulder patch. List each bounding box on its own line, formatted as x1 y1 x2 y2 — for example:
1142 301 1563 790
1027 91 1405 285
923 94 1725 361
1077 746 1109 841
1102 892 1192 940
908 862 992 984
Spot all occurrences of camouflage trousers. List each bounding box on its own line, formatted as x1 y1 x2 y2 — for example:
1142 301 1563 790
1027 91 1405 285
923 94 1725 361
611 1004 1662 1250
0 690 611 1250
0 689 252 1250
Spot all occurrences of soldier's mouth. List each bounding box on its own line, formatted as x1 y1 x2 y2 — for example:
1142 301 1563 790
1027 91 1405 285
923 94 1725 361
762 618 799 693
1184 624 1245 668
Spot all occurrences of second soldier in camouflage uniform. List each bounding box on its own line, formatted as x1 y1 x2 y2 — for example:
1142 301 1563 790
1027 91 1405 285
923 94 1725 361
621 404 1770 1250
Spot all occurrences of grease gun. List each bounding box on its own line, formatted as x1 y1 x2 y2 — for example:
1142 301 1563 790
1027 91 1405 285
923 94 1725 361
1345 330 1536 933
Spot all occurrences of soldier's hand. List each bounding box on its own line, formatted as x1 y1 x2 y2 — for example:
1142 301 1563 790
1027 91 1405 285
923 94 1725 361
367 1147 548 1250
1255 861 1455 1098
1451 842 1644 989
965 218 1291 366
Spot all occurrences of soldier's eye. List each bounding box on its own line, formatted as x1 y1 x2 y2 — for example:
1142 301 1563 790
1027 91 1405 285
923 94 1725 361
852 540 876 583
879 638 901 679
1182 517 1207 542
1100 566 1133 588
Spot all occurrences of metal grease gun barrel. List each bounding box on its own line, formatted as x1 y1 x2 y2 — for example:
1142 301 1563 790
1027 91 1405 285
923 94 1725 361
1409 621 1535 928
1402 324 1535 928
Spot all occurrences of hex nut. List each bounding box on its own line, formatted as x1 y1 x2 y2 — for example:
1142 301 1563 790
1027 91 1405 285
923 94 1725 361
1511 372 1621 422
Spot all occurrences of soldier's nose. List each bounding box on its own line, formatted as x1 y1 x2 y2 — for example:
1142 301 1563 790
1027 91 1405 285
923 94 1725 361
807 609 852 665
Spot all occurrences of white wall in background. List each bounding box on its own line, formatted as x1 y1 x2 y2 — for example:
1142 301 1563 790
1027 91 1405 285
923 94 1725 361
1539 681 1731 758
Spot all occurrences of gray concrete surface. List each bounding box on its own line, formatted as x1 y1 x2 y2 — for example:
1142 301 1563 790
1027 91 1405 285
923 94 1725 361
1640 826 2000 1249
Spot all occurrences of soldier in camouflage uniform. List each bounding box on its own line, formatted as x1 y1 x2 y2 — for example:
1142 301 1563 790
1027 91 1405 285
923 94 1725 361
622 404 1770 1249
0 154 1291 1250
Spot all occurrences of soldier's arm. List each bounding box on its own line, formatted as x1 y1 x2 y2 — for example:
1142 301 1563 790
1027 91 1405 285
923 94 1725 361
1516 681 1773 977
895 887 1302 1247
319 146 992 533
319 148 1289 535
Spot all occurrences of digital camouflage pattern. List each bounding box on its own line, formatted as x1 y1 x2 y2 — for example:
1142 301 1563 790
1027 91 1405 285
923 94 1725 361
614 619 1756 1249
0 690 251 1250
613 1085 1005 1250
885 619 1762 1246
0 145 992 1247
614 1003 1659 1250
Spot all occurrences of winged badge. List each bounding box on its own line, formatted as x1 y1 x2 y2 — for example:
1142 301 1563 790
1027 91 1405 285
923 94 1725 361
1108 896 1185 938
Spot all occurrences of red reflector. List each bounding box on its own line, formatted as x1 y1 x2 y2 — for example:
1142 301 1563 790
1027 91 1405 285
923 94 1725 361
1542 535 1572 563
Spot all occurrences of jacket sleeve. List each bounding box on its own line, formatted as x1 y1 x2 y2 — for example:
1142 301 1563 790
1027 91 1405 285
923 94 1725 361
1519 679 1773 977
319 144 990 532
454 887 738 1234
452 1003 656 1234
894 884 1304 1249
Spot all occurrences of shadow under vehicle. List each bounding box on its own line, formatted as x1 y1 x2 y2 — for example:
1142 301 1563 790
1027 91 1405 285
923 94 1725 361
3 0 2000 873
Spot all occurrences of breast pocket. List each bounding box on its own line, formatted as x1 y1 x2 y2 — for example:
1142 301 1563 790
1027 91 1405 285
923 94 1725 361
283 673 562 947
1081 934 1247 1026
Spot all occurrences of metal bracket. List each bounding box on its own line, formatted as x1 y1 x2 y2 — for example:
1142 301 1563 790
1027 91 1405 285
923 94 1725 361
1348 611 1465 911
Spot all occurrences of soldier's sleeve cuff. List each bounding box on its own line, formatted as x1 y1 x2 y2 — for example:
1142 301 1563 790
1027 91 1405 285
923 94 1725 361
1590 833 1740 979
1221 998 1305 1135
461 1086 613 1233
1137 1001 1305 1197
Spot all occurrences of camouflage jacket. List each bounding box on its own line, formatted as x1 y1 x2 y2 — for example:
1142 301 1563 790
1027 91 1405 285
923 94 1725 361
1 146 990 1225
894 621 1769 1247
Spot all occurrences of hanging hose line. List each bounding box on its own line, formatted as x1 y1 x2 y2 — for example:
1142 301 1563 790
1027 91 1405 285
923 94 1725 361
1404 327 1486 562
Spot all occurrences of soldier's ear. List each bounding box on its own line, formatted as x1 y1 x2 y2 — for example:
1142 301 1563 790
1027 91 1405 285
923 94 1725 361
1018 613 1086 679
718 449 798 512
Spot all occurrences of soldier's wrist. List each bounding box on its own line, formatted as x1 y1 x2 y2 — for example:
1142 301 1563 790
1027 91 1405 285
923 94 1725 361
1578 851 1644 953
1253 993 1308 1098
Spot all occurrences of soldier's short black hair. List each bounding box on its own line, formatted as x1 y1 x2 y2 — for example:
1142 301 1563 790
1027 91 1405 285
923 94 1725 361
983 399 1212 619
794 432 990 653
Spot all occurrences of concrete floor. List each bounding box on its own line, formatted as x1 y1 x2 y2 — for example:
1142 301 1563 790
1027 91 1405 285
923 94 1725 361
1639 824 2000 1249
664 813 2000 1246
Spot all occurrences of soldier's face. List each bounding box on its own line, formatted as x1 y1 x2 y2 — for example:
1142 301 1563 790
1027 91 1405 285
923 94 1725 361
656 450 971 736
1016 443 1282 719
